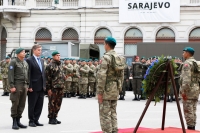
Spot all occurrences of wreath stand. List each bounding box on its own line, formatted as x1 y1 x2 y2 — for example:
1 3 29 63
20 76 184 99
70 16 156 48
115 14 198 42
133 60 186 133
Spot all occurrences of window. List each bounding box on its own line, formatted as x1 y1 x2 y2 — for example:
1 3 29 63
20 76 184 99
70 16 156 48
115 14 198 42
156 28 175 42
35 28 52 42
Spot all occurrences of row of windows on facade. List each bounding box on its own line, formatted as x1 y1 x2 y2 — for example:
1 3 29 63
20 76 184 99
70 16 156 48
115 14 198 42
1 27 200 42
1 27 200 58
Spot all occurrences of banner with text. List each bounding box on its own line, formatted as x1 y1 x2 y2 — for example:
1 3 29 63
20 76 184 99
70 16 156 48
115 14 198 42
119 0 180 23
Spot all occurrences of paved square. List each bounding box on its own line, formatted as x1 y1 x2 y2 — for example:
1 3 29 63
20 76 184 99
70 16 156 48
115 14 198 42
0 89 200 133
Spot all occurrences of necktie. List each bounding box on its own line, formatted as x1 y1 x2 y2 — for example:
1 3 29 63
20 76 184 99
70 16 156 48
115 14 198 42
37 58 42 72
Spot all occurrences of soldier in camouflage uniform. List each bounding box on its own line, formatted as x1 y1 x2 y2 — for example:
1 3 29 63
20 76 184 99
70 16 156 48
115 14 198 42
1 56 10 96
71 59 80 97
78 60 89 99
46 51 65 125
87 59 96 98
97 37 125 133
119 64 129 100
180 47 199 130
63 58 73 98
132 56 143 101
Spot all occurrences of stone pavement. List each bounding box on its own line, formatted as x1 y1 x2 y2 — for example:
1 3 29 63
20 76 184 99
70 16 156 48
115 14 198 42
0 89 199 133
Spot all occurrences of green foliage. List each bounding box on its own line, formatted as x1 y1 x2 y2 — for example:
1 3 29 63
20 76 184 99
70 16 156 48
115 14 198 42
142 56 178 105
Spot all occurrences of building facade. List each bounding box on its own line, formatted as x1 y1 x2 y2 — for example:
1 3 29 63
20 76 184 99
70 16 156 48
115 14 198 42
0 0 200 60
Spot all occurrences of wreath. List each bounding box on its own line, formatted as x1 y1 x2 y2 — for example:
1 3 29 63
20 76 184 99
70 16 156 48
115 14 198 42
142 56 178 104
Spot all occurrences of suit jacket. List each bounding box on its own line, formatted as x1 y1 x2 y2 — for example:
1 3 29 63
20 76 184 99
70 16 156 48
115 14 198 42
26 56 46 91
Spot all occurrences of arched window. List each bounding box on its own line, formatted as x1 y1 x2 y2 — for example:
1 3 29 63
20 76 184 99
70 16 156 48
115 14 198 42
156 28 175 42
94 28 112 58
62 28 79 41
124 28 143 56
189 28 200 42
35 28 52 42
1 27 7 60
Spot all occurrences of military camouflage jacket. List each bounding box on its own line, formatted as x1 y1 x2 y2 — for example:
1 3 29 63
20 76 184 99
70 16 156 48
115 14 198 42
0 61 10 78
63 63 73 81
180 57 200 100
97 50 124 100
72 63 80 82
46 60 65 90
79 64 89 84
88 64 96 82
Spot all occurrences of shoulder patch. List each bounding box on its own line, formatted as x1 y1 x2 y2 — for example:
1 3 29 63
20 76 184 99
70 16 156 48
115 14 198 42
9 66 13 70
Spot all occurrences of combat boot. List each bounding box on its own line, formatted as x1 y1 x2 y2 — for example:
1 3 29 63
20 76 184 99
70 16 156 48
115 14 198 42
63 93 67 98
49 118 57 125
188 126 195 130
55 119 61 124
132 94 138 101
83 95 87 99
92 93 96 97
1 92 6 96
167 96 170 102
87 93 90 98
16 118 27 128
67 93 71 98
12 118 19 130
6 92 10 96
78 94 83 99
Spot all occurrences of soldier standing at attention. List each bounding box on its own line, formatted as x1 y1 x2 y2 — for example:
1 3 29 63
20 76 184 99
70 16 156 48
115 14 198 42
97 37 125 133
63 58 73 98
180 47 199 130
1 56 10 96
78 60 89 99
132 56 143 101
8 48 29 130
71 59 80 97
119 63 129 100
88 59 96 98
46 51 65 125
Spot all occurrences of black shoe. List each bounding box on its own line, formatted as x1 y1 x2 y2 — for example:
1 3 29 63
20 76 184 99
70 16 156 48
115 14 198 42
118 95 125 100
29 122 37 127
87 93 90 98
73 94 77 97
78 95 83 99
2 92 6 96
35 121 43 126
49 119 57 125
16 118 27 128
92 93 96 97
63 93 67 98
188 126 195 130
67 93 71 98
83 95 86 99
6 92 10 96
12 118 19 130
55 119 61 124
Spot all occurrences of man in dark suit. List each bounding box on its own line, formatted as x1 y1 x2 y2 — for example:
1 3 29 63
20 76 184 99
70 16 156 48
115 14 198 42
26 44 46 127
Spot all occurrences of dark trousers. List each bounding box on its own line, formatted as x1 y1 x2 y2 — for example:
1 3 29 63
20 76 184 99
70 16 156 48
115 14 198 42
28 90 44 123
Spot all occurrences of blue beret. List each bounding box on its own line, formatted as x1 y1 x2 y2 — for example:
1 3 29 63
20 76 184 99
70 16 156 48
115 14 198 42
15 48 24 54
52 51 60 56
105 37 116 45
41 56 44 59
183 47 195 54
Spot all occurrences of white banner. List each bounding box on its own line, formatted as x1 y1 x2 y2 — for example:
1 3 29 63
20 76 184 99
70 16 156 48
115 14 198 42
119 0 180 23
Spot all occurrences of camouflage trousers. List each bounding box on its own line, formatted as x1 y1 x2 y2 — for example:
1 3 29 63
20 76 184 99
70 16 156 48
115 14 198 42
63 81 71 93
79 84 87 95
99 100 118 133
132 78 142 95
71 82 78 93
88 82 95 93
3 78 9 92
183 99 198 127
48 88 63 119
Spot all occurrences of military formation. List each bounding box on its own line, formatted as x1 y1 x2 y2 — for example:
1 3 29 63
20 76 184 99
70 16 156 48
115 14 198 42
0 38 199 131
